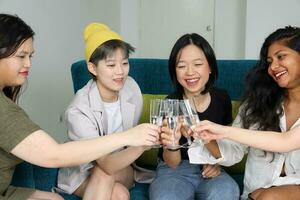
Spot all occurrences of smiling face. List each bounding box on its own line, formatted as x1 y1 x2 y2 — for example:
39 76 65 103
0 38 34 89
267 42 300 89
88 48 129 102
175 44 211 97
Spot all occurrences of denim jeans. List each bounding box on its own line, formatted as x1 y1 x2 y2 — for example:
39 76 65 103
149 160 240 200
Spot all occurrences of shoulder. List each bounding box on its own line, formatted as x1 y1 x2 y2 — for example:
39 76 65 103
123 76 141 93
0 92 29 119
121 76 142 99
0 92 40 151
69 80 95 107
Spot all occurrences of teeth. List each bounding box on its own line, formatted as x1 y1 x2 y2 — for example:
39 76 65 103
275 71 287 78
186 78 198 83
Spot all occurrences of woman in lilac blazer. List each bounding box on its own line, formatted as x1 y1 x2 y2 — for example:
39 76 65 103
58 23 157 200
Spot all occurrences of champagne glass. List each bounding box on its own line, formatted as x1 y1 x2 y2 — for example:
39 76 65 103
150 99 163 126
150 99 163 148
165 99 181 149
179 98 201 148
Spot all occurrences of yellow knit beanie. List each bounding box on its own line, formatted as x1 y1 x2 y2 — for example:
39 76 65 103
84 23 122 61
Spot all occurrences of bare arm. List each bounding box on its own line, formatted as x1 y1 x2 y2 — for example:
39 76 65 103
224 126 300 152
161 125 182 168
195 120 300 153
11 123 159 168
204 141 221 158
95 146 146 174
162 148 181 169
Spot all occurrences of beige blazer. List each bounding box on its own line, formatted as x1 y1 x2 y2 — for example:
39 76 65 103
57 77 143 194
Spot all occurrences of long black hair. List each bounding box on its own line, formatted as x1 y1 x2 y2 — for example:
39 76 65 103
0 14 35 102
240 26 300 131
168 33 218 95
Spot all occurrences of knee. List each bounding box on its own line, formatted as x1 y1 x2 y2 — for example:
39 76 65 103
223 180 240 197
205 179 240 200
111 183 130 200
256 190 277 200
91 166 114 184
53 193 64 200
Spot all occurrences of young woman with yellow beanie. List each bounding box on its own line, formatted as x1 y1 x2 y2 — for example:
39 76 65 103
0 14 159 200
56 23 153 199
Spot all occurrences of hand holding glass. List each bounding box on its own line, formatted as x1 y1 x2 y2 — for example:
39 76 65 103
150 99 163 148
179 98 203 148
165 99 181 149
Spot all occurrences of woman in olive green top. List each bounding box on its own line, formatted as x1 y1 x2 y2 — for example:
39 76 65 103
0 14 160 200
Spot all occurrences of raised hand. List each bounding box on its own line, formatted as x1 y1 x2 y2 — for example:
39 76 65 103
160 121 183 147
180 116 193 140
125 123 160 146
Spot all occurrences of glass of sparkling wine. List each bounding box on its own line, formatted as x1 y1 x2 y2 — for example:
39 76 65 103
150 99 163 148
179 99 200 147
165 99 181 149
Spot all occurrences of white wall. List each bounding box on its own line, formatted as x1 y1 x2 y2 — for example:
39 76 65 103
245 0 300 59
119 0 247 59
214 0 247 59
120 0 140 57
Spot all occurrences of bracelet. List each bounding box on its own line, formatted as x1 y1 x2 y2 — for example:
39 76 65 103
167 147 180 151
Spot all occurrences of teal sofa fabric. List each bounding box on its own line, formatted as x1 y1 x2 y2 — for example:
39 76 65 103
71 59 256 100
11 58 257 200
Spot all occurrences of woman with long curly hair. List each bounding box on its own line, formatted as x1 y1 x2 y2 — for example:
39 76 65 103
192 26 300 199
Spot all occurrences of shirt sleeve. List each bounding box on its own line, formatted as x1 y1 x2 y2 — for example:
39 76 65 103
217 105 249 166
0 101 40 152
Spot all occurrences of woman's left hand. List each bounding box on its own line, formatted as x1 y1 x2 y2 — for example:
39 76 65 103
201 164 221 178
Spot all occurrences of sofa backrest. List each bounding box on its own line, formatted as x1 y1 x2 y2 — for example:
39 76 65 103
71 59 257 101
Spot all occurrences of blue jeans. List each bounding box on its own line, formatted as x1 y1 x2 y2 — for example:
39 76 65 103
149 160 240 200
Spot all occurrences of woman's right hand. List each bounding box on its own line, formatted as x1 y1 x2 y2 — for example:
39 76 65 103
125 123 160 146
160 121 182 147
192 120 228 142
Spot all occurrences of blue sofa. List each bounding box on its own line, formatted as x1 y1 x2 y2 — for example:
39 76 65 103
11 58 257 200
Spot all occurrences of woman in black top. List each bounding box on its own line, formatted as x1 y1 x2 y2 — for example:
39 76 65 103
149 33 239 200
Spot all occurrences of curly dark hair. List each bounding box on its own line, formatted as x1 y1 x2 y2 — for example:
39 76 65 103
0 14 35 102
240 26 300 131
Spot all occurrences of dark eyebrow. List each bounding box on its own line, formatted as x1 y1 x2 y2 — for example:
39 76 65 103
274 50 284 55
178 58 203 62
193 58 204 62
16 50 34 55
267 50 286 60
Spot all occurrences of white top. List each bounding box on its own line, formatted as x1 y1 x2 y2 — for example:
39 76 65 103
104 99 123 134
189 105 300 200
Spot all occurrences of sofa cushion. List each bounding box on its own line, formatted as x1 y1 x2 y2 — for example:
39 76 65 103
11 162 35 188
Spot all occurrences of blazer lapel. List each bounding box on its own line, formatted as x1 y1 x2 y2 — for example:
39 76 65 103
88 81 108 135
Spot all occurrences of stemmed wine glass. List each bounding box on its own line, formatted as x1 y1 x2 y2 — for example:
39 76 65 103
150 99 163 148
179 98 202 148
165 99 181 150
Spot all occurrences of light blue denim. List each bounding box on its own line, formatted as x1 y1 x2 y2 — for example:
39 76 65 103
149 160 240 200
